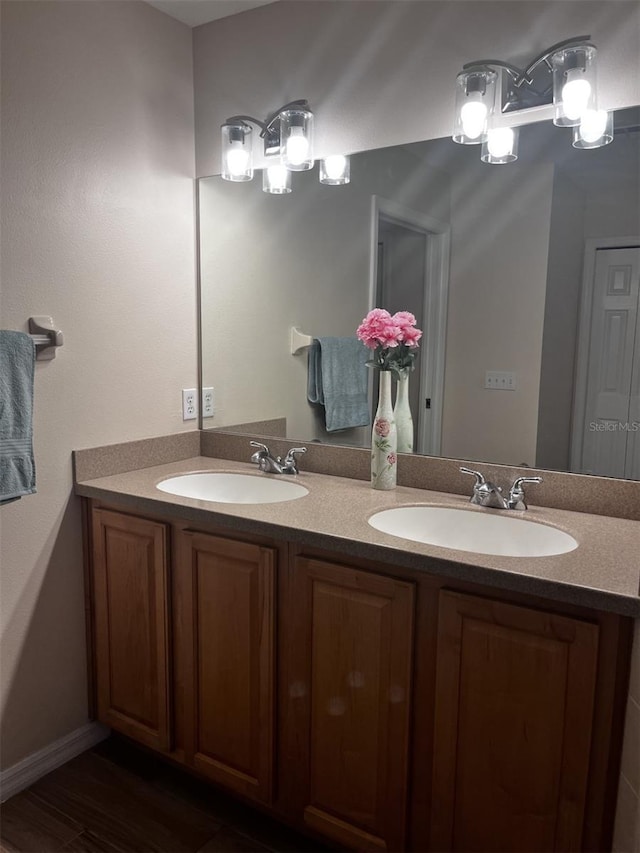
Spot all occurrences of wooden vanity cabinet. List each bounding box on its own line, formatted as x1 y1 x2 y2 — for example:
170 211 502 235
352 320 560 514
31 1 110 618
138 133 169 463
176 529 276 805
280 556 415 852
90 508 172 752
430 590 600 853
85 501 631 853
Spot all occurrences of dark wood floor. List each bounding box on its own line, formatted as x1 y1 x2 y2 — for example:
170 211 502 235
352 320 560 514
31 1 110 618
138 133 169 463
0 737 329 853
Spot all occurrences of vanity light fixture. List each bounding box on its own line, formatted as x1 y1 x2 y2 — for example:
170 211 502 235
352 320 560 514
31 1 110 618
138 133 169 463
453 68 497 144
551 44 597 127
221 122 254 182
454 35 613 163
221 99 314 184
262 161 292 194
319 154 350 185
280 106 314 171
481 126 519 164
572 108 614 148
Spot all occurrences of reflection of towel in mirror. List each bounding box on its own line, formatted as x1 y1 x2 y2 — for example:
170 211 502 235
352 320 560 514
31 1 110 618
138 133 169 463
0 331 36 504
307 337 370 432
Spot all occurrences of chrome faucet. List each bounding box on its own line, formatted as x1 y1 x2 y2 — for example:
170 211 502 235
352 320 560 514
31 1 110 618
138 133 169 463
250 441 307 475
460 467 542 511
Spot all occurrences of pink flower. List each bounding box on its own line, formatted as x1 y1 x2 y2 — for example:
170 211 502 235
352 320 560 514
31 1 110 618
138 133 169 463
402 326 422 347
357 309 402 349
379 321 401 347
356 307 422 357
387 453 397 465
374 418 391 437
393 311 416 329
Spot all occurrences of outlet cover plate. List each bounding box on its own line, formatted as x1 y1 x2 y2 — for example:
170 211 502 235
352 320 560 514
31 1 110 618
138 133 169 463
182 388 198 420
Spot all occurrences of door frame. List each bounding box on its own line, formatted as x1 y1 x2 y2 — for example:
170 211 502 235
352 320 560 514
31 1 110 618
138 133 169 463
369 196 450 456
570 236 640 473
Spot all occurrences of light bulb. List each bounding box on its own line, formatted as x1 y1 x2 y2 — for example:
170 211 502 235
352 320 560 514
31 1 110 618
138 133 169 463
323 155 347 180
226 144 250 177
561 71 591 121
487 127 515 159
263 164 291 194
460 97 488 141
285 127 309 166
579 108 608 143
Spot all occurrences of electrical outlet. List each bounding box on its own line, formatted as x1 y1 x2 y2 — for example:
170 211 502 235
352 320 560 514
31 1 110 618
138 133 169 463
182 388 198 420
202 387 214 418
485 371 517 391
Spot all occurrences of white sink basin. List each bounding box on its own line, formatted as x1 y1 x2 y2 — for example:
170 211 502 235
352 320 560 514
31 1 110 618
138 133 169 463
368 506 578 557
157 472 309 504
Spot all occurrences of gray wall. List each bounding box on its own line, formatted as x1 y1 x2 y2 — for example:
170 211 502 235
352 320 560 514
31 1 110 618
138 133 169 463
0 0 196 770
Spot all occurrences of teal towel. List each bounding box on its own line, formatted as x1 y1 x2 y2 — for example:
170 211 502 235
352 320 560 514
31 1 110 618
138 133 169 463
0 331 36 503
307 337 370 432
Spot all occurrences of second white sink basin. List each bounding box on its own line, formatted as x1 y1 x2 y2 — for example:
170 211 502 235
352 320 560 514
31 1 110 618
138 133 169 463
368 506 578 557
157 472 309 504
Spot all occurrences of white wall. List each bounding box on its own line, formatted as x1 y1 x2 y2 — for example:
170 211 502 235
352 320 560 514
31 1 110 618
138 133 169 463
0 0 196 770
194 0 640 177
536 171 585 471
442 163 555 466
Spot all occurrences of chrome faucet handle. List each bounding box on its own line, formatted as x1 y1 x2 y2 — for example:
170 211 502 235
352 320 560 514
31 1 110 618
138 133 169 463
460 466 486 486
250 441 271 465
508 476 543 510
282 446 307 474
460 467 506 508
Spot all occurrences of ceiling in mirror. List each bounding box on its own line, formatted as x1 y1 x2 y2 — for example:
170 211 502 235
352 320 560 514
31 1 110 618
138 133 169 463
199 108 640 480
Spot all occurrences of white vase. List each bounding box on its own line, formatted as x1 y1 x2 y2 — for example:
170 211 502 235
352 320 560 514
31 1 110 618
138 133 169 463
394 372 414 453
371 370 397 490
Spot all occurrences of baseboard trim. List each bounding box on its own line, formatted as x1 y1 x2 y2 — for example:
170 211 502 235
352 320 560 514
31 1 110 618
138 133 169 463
0 721 110 802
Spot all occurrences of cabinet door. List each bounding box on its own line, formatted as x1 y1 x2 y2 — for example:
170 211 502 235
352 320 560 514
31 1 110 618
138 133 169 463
291 557 415 852
92 508 171 751
179 531 275 805
431 590 599 853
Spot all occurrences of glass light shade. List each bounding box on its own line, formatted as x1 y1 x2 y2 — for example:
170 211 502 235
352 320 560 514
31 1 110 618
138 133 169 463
221 123 253 182
280 108 314 171
552 45 597 127
572 109 614 148
481 126 519 164
319 154 350 185
262 163 292 194
453 69 497 144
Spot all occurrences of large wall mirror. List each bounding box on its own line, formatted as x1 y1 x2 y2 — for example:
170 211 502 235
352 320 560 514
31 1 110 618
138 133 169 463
199 108 640 480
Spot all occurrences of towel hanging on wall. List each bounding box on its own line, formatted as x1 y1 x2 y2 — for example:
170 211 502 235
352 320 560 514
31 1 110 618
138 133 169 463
0 331 36 504
307 337 370 432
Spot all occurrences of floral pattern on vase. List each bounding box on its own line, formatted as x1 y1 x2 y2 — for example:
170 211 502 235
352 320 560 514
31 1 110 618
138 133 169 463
394 371 414 453
371 370 397 490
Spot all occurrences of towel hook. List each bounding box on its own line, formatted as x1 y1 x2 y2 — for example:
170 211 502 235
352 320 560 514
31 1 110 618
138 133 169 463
28 316 64 361
291 326 313 355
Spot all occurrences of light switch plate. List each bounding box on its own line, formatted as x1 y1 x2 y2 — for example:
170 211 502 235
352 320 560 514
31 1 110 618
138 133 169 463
485 371 517 391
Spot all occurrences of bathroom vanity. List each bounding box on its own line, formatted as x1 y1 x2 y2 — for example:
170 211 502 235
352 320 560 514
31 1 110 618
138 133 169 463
75 450 639 853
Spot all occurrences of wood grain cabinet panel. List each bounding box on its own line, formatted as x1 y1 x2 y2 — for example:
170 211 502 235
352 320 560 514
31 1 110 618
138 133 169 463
291 557 415 852
178 531 275 805
91 508 171 751
431 590 600 853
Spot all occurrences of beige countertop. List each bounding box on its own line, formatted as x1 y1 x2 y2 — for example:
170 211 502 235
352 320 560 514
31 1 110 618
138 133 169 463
75 456 640 617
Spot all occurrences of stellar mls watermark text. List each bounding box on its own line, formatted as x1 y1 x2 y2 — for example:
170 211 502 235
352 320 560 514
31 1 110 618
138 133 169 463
589 421 640 432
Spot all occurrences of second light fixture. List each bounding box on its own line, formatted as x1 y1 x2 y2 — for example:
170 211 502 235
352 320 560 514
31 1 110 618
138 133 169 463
221 100 315 186
221 101 351 192
453 35 613 163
